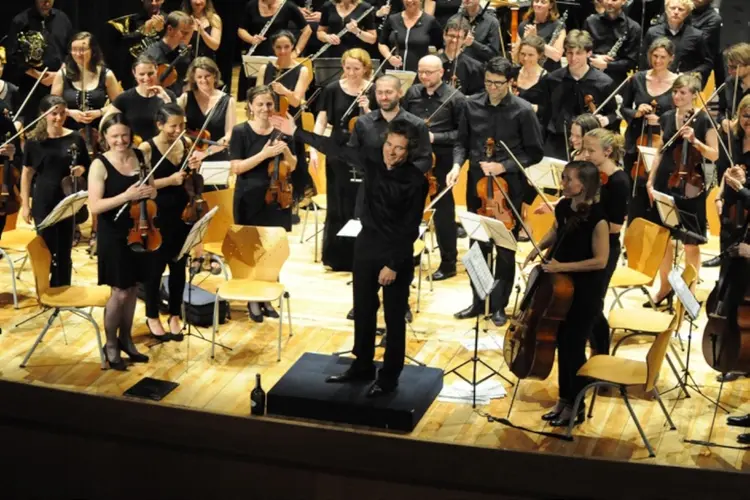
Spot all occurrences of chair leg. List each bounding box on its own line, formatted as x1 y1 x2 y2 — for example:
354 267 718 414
68 308 106 369
588 386 598 419
620 387 656 457
20 309 59 368
565 381 599 439
212 292 219 359
313 204 319 263
300 203 310 243
277 294 284 362
16 253 28 277
285 291 292 338
416 251 423 313
1 248 19 309
425 241 433 293
653 388 677 430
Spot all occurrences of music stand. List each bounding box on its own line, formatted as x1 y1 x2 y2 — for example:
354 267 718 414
242 55 276 78
173 206 231 367
385 70 417 93
526 157 565 191
199 161 231 189
632 145 657 198
312 58 344 86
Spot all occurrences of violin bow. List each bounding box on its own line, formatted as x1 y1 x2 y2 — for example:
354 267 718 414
660 82 727 153
0 107 56 149
487 172 544 259
425 184 454 212
563 119 570 162
498 139 555 212
694 87 733 165
340 47 396 126
728 66 743 162
592 73 633 116
179 84 228 172
424 86 461 126
14 67 49 122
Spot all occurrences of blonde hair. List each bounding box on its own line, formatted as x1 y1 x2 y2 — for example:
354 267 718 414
185 56 224 89
734 95 750 137
665 0 694 12
0 46 5 65
564 30 593 53
585 128 625 164
340 48 372 80
672 73 702 94
724 42 750 68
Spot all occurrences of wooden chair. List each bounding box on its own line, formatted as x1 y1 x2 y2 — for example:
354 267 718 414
212 225 292 361
20 236 110 369
0 212 36 308
515 194 558 285
608 217 670 309
701 186 722 258
201 188 235 279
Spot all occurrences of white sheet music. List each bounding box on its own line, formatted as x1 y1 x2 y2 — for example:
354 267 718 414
668 268 700 320
527 157 565 190
37 191 88 231
199 161 231 186
462 242 496 301
458 212 489 242
637 146 657 173
652 190 680 228
337 219 362 238
242 55 276 78
457 211 517 251
385 70 417 93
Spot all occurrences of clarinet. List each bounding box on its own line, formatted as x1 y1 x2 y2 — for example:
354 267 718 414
378 0 391 31
607 34 626 58
246 0 288 56
539 10 568 66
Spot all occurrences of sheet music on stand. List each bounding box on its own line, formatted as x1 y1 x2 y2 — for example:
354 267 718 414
176 206 219 261
36 191 88 231
636 145 657 173
242 55 276 78
651 190 681 229
462 242 497 301
668 267 700 321
526 157 565 190
457 212 517 252
385 70 417 93
337 219 362 238
199 161 231 186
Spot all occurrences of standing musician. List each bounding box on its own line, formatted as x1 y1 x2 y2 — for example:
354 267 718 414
439 15 483 97
317 0 378 58
689 0 723 87
402 54 465 281
583 0 641 86
514 0 565 73
0 105 19 239
527 30 618 161
424 0 461 29
579 128 630 356
378 0 443 73
229 86 297 322
109 55 176 142
453 0 500 65
646 73 719 307
511 35 547 115
138 104 201 341
449 56 544 327
256 31 312 202
718 43 750 137
0 48 22 121
522 160 609 426
88 113 154 370
5 0 74 124
271 110 429 397
20 96 89 287
144 10 195 98
640 0 712 88
182 0 224 60
310 49 372 273
619 37 678 222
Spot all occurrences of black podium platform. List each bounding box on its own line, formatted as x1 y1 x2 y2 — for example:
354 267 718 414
267 353 443 432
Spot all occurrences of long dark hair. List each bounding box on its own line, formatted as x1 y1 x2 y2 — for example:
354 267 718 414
565 160 600 202
29 95 67 141
64 32 105 82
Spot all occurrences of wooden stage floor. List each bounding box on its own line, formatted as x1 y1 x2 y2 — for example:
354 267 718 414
0 212 748 474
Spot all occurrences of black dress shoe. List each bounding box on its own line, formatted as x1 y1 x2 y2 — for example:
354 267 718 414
325 366 376 384
738 433 750 444
454 304 482 319
431 268 457 281
703 256 721 267
367 380 398 398
346 308 355 321
405 307 413 324
727 414 750 427
118 339 149 363
541 408 564 421
262 303 280 319
146 320 171 343
247 303 264 323
103 347 127 371
492 310 508 327
549 406 586 427
643 291 674 308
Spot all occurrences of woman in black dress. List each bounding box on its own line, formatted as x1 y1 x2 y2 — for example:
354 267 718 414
109 55 176 143
511 35 547 114
378 0 443 72
523 160 609 426
139 104 201 341
620 37 678 222
310 48 371 271
515 0 565 73
230 86 297 322
318 0 377 58
88 113 154 370
424 0 461 29
646 73 719 306
20 96 90 287
580 128 630 355
182 0 224 60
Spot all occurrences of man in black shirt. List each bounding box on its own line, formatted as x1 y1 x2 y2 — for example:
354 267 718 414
5 0 73 123
718 43 750 135
448 57 544 326
403 54 466 281
584 0 642 85
439 15 484 96
641 0 713 87
527 30 617 160
145 10 194 98
690 0 723 86
459 0 501 64
271 114 429 397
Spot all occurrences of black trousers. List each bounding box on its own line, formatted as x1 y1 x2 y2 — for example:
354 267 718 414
432 147 457 268
351 237 413 384
37 215 74 287
589 236 621 356
144 219 189 318
558 284 601 403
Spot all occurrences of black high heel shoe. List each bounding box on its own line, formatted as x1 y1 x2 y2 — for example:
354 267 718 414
261 303 279 319
168 316 184 342
102 345 127 371
248 302 264 323
643 291 674 309
118 339 149 363
549 405 586 427
146 319 172 342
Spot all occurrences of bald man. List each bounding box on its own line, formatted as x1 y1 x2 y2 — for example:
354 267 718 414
403 55 466 280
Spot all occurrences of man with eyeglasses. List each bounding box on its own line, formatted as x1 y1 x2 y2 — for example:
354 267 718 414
439 14 484 96
403 55 466 281
144 10 195 97
448 56 544 327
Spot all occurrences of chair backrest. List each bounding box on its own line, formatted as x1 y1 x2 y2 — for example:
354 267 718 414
221 225 289 281
645 264 698 391
624 217 670 282
202 188 235 246
4 211 19 232
311 151 326 195
526 194 559 244
706 186 721 237
26 235 51 300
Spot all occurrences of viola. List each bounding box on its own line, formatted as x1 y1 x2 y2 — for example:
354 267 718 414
475 138 515 230
0 131 21 216
264 96 294 209
667 110 704 193
127 157 162 253
158 44 191 88
631 100 663 181
60 143 89 224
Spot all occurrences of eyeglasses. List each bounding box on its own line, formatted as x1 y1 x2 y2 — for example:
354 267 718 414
417 69 441 75
485 79 508 88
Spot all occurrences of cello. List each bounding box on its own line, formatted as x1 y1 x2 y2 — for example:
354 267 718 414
475 138 514 230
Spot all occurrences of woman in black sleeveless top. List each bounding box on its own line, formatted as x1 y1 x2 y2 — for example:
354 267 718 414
182 0 224 60
88 113 155 370
138 104 201 341
514 0 566 73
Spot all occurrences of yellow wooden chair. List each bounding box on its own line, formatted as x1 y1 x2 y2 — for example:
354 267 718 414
20 235 110 369
201 188 235 279
563 270 693 457
608 217 670 309
515 194 558 285
0 212 36 308
701 186 722 258
212 225 292 361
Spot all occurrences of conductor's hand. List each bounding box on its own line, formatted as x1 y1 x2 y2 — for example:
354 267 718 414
378 266 397 286
728 243 750 259
269 113 297 136
170 171 187 186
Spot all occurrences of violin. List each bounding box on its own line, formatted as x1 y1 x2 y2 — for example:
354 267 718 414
158 44 191 88
61 143 89 224
427 153 438 198
127 157 162 253
631 99 663 181
0 131 21 216
584 94 596 114
181 134 207 224
475 138 514 230
667 110 704 193
264 96 294 209
187 129 227 152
